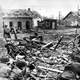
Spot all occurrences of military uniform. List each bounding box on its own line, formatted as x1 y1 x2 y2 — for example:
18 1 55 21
3 26 11 40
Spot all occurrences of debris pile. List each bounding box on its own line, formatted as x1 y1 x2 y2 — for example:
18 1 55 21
1 32 80 80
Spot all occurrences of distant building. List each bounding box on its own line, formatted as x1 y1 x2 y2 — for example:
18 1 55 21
3 9 33 32
32 10 42 28
63 11 80 27
38 19 57 29
3 8 42 32
33 18 41 28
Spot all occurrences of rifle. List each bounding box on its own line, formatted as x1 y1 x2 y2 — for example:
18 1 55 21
53 36 63 51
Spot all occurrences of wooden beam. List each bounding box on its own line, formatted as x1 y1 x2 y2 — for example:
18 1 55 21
38 66 63 73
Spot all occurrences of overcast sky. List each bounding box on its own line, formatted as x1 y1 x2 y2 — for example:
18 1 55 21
0 0 80 18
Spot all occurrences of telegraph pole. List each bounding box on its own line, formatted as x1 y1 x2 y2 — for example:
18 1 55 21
76 4 79 34
59 11 61 26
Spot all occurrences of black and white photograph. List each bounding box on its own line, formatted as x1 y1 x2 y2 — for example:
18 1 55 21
0 0 80 80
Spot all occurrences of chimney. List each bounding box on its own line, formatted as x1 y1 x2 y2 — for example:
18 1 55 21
28 8 31 11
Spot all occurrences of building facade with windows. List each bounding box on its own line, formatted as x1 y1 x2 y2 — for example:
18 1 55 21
3 9 33 32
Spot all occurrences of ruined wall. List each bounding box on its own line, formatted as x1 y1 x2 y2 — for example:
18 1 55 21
3 17 33 31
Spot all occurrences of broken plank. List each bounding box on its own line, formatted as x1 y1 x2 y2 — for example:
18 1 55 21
41 41 54 50
38 66 63 73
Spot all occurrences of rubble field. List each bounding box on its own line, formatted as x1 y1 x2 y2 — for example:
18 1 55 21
0 29 79 80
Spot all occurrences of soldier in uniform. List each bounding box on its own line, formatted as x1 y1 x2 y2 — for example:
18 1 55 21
3 25 11 41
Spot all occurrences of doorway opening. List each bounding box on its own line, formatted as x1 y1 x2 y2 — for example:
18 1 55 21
26 21 30 30
18 22 22 30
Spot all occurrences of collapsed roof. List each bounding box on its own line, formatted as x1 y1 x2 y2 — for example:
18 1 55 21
3 8 42 19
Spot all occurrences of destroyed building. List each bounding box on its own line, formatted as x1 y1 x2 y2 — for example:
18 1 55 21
3 8 33 32
38 18 57 29
3 8 42 32
62 10 80 27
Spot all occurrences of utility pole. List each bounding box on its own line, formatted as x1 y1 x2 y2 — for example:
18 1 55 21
59 11 61 26
76 4 79 34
